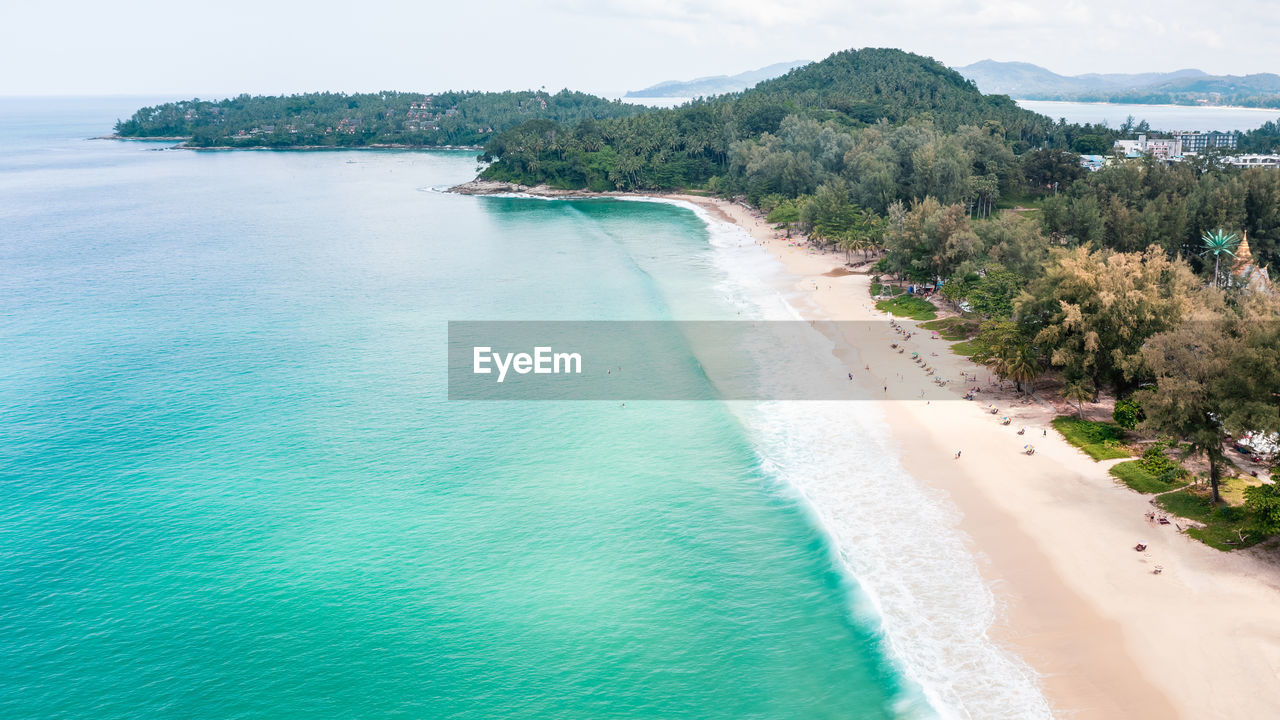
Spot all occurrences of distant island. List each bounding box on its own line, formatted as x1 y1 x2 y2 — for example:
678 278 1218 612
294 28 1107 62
624 60 810 98
957 60 1280 109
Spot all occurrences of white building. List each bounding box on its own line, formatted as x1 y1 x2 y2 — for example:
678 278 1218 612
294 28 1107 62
1174 130 1236 153
1113 134 1182 160
1226 154 1280 169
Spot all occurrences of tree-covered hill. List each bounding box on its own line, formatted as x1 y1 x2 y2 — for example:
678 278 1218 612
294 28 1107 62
477 48 1097 193
114 90 646 148
742 48 1043 135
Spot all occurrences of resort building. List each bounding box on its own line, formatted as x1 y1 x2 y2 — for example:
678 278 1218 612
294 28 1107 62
1113 134 1181 160
1174 130 1237 153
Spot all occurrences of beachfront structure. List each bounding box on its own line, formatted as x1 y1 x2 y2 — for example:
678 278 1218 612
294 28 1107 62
1174 130 1236 153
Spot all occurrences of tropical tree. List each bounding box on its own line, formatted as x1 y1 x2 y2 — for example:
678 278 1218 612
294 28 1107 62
969 319 1043 393
1139 291 1280 504
1015 246 1199 395
1062 380 1095 418
1201 229 1239 288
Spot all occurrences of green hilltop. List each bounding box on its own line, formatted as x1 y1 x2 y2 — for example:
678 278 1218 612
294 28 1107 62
478 48 1080 192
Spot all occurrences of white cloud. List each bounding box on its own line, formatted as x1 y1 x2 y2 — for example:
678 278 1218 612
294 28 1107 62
0 0 1275 95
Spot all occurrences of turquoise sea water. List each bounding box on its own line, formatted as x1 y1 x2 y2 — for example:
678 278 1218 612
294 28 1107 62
0 99 933 719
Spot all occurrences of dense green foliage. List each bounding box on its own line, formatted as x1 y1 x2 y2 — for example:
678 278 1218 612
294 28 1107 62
479 49 1098 193
1244 472 1280 535
1138 292 1280 503
115 91 645 147
1112 397 1144 429
1111 458 1187 491
1111 440 1187 497
1240 120 1280 153
1039 160 1280 268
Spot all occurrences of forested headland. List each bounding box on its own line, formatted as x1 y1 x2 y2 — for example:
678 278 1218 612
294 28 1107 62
113 90 645 148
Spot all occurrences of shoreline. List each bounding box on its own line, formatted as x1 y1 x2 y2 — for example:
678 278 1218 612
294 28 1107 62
671 194 1280 719
1014 98 1280 112
96 135 483 151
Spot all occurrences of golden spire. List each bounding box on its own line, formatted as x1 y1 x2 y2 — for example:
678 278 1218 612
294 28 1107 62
1235 231 1253 270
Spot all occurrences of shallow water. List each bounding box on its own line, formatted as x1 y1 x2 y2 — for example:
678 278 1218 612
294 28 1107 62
0 98 1051 719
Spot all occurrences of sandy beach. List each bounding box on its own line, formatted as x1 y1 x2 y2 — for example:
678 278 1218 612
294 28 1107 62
672 194 1280 719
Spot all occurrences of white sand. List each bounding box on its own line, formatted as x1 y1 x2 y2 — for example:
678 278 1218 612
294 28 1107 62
675 194 1280 720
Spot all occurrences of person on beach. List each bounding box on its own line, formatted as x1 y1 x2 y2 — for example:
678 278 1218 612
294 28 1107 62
955 450 961 459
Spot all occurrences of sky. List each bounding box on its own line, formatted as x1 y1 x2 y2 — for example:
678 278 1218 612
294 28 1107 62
2 0 1277 98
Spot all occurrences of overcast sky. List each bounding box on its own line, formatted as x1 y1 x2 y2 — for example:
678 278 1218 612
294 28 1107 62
3 0 1276 97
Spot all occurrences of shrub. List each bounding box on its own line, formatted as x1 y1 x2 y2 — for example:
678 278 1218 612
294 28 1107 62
1113 397 1144 429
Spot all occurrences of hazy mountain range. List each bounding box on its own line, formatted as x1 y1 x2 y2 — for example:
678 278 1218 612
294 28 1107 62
956 60 1280 108
628 57 1280 109
624 60 810 98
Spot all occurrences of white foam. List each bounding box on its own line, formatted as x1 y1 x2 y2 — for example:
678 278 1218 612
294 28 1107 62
632 196 1054 720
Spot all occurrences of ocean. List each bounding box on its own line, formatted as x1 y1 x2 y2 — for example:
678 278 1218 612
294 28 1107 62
0 98 1048 719
1016 99 1280 132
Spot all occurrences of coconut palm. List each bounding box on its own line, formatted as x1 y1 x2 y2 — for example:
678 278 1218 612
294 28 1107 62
1062 380 1095 418
1003 344 1042 395
1201 229 1239 288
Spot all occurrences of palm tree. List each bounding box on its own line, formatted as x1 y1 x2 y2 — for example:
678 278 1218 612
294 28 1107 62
836 234 854 263
1201 229 1239 288
1062 380 1095 418
1003 344 1042 395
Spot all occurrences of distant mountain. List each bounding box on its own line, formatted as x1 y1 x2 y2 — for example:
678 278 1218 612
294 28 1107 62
957 60 1208 96
955 60 1280 108
625 60 810 98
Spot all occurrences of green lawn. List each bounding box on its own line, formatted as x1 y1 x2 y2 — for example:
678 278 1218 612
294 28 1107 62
950 339 979 357
920 317 977 340
875 296 937 321
1154 488 1262 551
994 192 1047 211
1051 416 1131 460
1110 459 1190 494
870 283 903 297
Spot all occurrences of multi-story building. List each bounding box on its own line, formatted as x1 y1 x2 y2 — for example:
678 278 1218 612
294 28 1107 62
1173 130 1236 153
